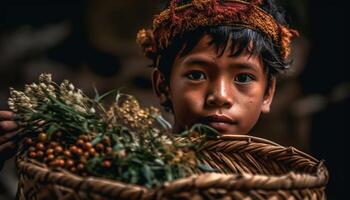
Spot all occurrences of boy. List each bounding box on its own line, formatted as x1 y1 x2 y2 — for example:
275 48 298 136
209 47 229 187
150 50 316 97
0 0 297 167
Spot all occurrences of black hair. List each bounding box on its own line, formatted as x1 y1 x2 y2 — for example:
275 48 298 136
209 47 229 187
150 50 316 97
157 0 290 88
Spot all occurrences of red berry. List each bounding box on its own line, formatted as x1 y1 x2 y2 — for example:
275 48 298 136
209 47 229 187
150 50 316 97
29 152 37 158
102 160 111 168
24 137 33 145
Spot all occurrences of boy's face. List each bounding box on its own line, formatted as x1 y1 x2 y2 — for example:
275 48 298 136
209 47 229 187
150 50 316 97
153 35 275 135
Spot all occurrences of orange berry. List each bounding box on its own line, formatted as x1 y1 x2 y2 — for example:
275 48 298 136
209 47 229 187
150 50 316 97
96 143 105 152
63 150 71 157
76 148 83 155
79 135 88 141
83 152 89 158
102 137 111 146
38 133 47 142
76 139 84 147
36 143 45 151
83 142 92 150
57 159 65 167
70 145 78 152
89 148 96 156
46 148 54 155
47 154 55 161
66 159 74 167
54 146 63 154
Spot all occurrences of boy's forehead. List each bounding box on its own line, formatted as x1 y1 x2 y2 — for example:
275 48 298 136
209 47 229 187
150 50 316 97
174 34 263 69
185 35 217 54
180 34 256 58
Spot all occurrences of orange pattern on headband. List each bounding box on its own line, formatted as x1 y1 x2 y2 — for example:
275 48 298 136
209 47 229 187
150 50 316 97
137 0 298 62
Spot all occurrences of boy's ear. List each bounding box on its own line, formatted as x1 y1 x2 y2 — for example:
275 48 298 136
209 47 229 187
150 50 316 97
152 69 164 97
152 69 173 112
152 69 170 104
261 77 276 113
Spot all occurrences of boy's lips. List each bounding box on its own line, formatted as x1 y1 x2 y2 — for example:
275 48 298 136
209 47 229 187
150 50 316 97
200 115 238 132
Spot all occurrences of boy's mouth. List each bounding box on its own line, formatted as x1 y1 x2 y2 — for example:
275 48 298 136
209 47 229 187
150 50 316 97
200 115 238 133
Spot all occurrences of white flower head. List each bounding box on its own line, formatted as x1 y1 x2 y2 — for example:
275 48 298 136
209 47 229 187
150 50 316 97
89 107 96 114
48 85 55 92
39 73 52 83
31 83 38 90
39 83 47 89
24 84 32 94
73 105 86 113
8 98 14 106
69 83 75 91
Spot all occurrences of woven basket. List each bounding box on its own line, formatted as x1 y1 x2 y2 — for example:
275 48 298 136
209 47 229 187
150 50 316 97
16 135 329 200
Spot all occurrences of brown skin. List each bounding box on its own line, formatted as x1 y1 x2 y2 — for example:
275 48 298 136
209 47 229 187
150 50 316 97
153 35 276 135
0 111 19 163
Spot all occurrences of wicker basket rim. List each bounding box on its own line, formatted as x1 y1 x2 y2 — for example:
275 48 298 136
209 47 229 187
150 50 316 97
213 134 319 162
17 158 328 199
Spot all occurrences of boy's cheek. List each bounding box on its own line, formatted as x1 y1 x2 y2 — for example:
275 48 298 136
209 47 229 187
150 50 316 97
170 79 204 110
171 91 204 123
241 105 265 133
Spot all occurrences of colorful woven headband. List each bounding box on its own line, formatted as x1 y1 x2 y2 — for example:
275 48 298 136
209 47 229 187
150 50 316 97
137 0 298 65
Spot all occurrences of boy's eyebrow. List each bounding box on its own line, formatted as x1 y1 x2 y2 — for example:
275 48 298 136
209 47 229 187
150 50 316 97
182 56 216 67
230 62 259 72
182 55 261 72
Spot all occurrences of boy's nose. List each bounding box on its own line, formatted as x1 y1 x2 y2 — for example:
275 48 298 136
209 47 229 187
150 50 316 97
206 79 233 108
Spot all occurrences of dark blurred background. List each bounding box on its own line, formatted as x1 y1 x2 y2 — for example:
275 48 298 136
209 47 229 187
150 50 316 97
0 0 347 199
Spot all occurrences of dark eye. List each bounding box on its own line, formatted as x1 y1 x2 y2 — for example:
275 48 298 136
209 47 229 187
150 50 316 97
234 74 254 84
186 71 206 81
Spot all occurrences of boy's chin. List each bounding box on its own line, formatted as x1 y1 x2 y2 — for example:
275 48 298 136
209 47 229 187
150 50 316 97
174 122 245 135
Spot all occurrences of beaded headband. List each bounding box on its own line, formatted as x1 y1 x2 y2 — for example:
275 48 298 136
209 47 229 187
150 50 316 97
137 0 298 66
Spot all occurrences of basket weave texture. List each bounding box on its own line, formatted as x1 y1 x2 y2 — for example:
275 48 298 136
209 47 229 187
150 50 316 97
16 135 328 200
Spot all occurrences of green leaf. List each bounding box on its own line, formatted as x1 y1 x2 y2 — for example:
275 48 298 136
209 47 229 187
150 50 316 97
47 124 59 135
92 84 100 100
154 158 164 166
113 143 123 151
83 121 89 132
129 168 139 184
154 115 172 130
165 165 173 181
190 123 219 139
143 164 154 186
91 133 103 145
95 89 119 102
